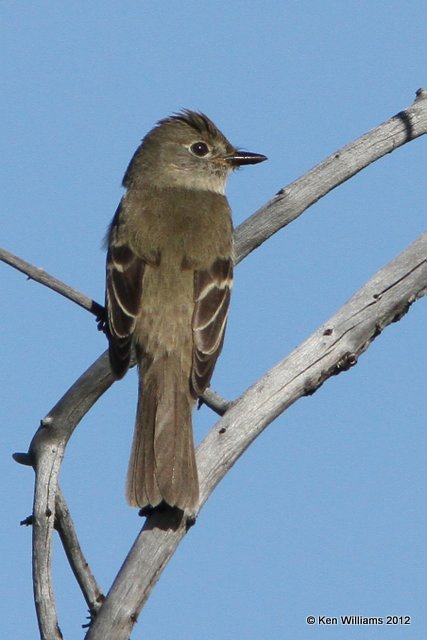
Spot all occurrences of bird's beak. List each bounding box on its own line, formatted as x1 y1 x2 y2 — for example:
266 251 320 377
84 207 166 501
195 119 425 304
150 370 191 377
223 150 267 167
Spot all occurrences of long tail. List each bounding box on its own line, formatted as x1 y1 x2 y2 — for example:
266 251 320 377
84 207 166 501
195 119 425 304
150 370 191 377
126 357 199 513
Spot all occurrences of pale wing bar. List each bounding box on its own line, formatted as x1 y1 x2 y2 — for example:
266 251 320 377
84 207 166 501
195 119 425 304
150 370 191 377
106 237 145 379
191 257 233 396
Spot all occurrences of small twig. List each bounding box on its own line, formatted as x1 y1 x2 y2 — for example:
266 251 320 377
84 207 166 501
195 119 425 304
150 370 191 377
199 388 232 415
55 489 105 620
0 247 104 319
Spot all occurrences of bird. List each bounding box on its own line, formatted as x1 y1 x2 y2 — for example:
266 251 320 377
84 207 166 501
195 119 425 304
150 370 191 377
105 110 266 515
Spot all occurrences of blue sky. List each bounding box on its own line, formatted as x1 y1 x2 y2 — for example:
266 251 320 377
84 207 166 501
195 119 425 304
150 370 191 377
2 2 426 638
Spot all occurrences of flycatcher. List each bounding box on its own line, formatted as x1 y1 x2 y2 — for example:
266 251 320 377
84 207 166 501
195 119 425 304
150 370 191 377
105 110 266 514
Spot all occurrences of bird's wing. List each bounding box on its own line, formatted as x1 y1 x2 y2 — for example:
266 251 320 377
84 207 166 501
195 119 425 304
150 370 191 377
106 205 145 379
191 257 233 396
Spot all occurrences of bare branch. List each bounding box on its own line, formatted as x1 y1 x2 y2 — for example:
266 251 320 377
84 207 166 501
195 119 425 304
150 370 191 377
55 489 105 619
86 510 188 640
85 235 427 639
199 387 233 415
235 88 427 263
31 427 64 640
197 235 427 507
26 352 114 638
0 247 104 319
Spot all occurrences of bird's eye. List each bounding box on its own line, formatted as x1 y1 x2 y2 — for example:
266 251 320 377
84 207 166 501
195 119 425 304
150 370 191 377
190 142 210 157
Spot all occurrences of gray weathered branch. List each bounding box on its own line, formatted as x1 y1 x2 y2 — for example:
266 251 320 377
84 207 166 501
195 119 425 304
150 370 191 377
0 248 104 318
55 489 105 619
235 87 427 263
24 353 114 638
